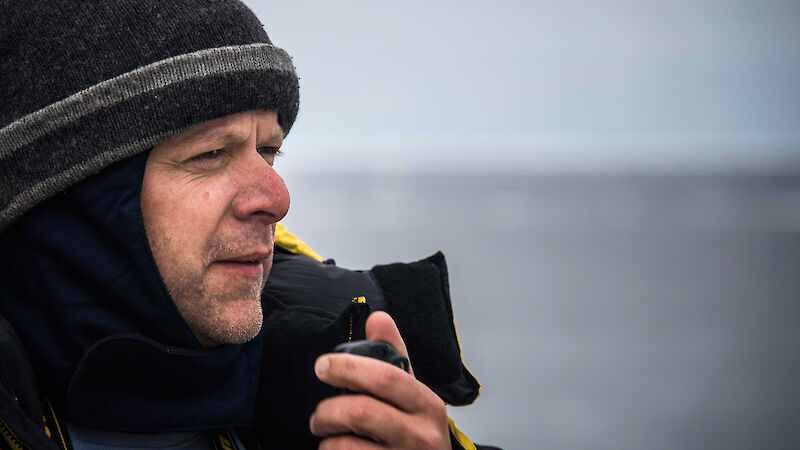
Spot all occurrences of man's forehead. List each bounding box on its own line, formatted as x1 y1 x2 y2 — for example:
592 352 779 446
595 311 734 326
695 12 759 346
161 110 284 149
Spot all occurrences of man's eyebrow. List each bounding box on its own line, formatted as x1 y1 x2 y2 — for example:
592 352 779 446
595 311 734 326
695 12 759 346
178 121 244 147
260 128 285 146
183 121 284 147
206 121 250 144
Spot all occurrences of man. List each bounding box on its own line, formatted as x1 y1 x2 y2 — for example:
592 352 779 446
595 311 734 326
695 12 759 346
0 1 493 449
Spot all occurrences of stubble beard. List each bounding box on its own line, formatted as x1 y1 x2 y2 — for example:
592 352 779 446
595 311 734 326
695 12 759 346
166 270 266 347
154 231 272 347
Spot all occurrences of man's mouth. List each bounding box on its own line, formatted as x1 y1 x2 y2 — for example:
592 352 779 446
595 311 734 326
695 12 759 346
212 251 271 277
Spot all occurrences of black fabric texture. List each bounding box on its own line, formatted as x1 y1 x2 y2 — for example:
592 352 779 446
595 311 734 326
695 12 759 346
371 252 480 406
66 333 262 431
265 248 386 313
0 314 42 428
0 151 261 431
372 256 459 384
254 293 371 449
265 249 480 406
0 390 60 450
0 0 273 125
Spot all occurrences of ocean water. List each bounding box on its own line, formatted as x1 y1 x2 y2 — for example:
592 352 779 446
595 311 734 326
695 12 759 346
279 173 800 450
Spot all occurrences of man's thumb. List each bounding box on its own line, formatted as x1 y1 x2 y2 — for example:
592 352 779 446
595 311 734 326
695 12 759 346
365 311 414 375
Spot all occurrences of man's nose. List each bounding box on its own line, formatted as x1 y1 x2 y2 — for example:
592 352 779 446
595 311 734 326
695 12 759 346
230 154 290 223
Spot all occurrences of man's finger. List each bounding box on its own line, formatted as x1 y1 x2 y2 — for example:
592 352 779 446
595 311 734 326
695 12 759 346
315 353 440 413
318 434 384 450
310 394 409 443
364 311 413 375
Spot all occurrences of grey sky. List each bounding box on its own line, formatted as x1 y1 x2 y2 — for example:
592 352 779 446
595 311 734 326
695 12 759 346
248 0 800 173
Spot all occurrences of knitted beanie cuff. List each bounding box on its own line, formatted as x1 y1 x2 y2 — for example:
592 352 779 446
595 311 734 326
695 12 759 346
0 43 299 232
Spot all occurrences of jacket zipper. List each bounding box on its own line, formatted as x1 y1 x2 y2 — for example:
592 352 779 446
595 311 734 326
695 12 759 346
349 296 367 342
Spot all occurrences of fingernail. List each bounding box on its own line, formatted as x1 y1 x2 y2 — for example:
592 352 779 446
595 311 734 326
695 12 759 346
309 413 317 434
315 356 330 377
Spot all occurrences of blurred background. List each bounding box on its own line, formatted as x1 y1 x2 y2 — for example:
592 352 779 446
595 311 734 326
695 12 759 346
250 1 800 448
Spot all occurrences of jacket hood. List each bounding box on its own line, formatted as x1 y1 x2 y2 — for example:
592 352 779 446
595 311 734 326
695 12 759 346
0 151 261 431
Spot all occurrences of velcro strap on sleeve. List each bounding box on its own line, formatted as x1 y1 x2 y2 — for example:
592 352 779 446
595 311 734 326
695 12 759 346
371 252 480 406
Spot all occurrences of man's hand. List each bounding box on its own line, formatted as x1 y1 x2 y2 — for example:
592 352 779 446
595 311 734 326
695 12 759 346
310 311 452 449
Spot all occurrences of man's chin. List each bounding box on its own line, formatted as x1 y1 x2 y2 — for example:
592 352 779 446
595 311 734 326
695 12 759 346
191 297 264 347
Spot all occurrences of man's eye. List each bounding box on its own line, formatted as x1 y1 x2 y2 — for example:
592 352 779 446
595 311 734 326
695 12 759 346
193 149 223 160
257 147 282 158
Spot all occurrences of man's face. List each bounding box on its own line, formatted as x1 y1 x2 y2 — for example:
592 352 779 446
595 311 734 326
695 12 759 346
140 110 289 347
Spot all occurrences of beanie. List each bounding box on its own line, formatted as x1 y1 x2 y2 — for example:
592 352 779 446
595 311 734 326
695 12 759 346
0 0 299 232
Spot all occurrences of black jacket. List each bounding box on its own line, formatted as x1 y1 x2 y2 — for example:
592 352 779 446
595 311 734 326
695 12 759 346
0 152 496 449
0 243 495 449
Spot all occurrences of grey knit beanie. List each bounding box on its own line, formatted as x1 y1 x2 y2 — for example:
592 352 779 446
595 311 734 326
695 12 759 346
0 0 299 232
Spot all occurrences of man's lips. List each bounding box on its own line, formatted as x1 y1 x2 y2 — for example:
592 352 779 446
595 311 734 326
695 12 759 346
220 250 271 263
212 250 271 277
